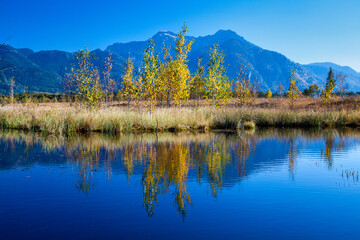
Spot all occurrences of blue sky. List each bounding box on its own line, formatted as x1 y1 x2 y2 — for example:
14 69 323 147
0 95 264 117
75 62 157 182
1 0 360 71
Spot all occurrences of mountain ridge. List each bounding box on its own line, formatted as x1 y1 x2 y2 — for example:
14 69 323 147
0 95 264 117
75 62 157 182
0 29 359 94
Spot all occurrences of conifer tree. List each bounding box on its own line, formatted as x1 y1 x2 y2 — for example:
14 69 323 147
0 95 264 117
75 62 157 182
323 68 336 103
287 69 301 108
204 43 231 107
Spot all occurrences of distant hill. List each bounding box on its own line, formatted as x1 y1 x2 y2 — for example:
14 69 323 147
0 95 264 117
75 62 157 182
0 46 127 94
0 45 63 93
303 62 360 91
0 30 359 94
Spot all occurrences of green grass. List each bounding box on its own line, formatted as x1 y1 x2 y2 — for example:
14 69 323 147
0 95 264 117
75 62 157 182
1 106 360 135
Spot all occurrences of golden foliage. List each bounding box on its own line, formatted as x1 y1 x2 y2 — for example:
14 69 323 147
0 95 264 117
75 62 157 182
234 64 252 106
121 55 136 107
205 43 232 107
264 89 272 98
287 69 301 108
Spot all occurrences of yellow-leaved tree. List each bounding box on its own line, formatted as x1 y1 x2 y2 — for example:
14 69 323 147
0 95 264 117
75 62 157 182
71 48 103 109
287 68 301 108
103 53 115 107
264 89 272 98
191 57 206 107
234 64 252 106
122 55 136 108
172 24 194 108
142 39 160 112
205 43 231 107
157 46 174 107
323 68 336 104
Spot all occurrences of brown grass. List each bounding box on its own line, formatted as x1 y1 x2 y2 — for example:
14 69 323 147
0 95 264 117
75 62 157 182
14 96 360 111
1 97 360 135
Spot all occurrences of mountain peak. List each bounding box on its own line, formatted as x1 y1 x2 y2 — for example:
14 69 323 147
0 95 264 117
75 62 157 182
214 29 241 39
152 30 177 39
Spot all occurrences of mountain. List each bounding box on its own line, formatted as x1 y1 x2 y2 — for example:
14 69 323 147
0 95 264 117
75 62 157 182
0 46 127 94
0 45 63 93
0 30 359 94
303 62 360 90
106 30 318 91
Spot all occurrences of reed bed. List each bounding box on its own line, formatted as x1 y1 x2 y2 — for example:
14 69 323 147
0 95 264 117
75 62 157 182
1 105 360 135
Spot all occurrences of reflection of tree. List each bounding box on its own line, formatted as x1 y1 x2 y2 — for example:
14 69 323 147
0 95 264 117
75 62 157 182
205 140 230 197
172 143 191 220
69 147 100 194
123 144 145 178
141 143 191 220
142 146 161 217
233 138 255 177
322 137 335 168
190 143 207 184
322 136 346 169
104 149 116 180
66 145 115 194
288 138 299 176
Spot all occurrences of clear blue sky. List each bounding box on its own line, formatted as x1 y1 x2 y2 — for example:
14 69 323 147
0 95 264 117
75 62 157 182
1 0 360 71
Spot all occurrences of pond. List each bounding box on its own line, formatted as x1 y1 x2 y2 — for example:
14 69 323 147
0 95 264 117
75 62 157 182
1 129 360 239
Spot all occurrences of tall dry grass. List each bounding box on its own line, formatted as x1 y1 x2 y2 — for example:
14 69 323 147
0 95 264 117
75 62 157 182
1 105 360 135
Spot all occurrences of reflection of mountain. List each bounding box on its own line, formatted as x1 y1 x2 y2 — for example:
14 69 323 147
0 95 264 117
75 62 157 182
0 130 358 218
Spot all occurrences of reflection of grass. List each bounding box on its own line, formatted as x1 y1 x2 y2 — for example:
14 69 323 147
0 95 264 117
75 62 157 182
1 106 360 134
2 128 360 154
0 129 219 152
342 169 360 182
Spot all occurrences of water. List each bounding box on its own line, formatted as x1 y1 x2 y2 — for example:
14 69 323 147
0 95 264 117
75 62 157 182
1 129 360 240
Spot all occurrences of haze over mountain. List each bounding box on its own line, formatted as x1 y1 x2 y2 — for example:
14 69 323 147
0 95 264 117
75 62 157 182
0 30 359 94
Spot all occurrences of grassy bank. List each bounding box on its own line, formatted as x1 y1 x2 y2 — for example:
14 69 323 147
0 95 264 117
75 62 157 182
1 105 360 134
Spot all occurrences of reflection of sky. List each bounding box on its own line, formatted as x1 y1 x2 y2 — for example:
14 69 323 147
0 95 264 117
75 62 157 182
1 133 360 239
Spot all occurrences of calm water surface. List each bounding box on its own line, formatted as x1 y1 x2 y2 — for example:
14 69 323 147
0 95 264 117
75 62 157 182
1 129 360 240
